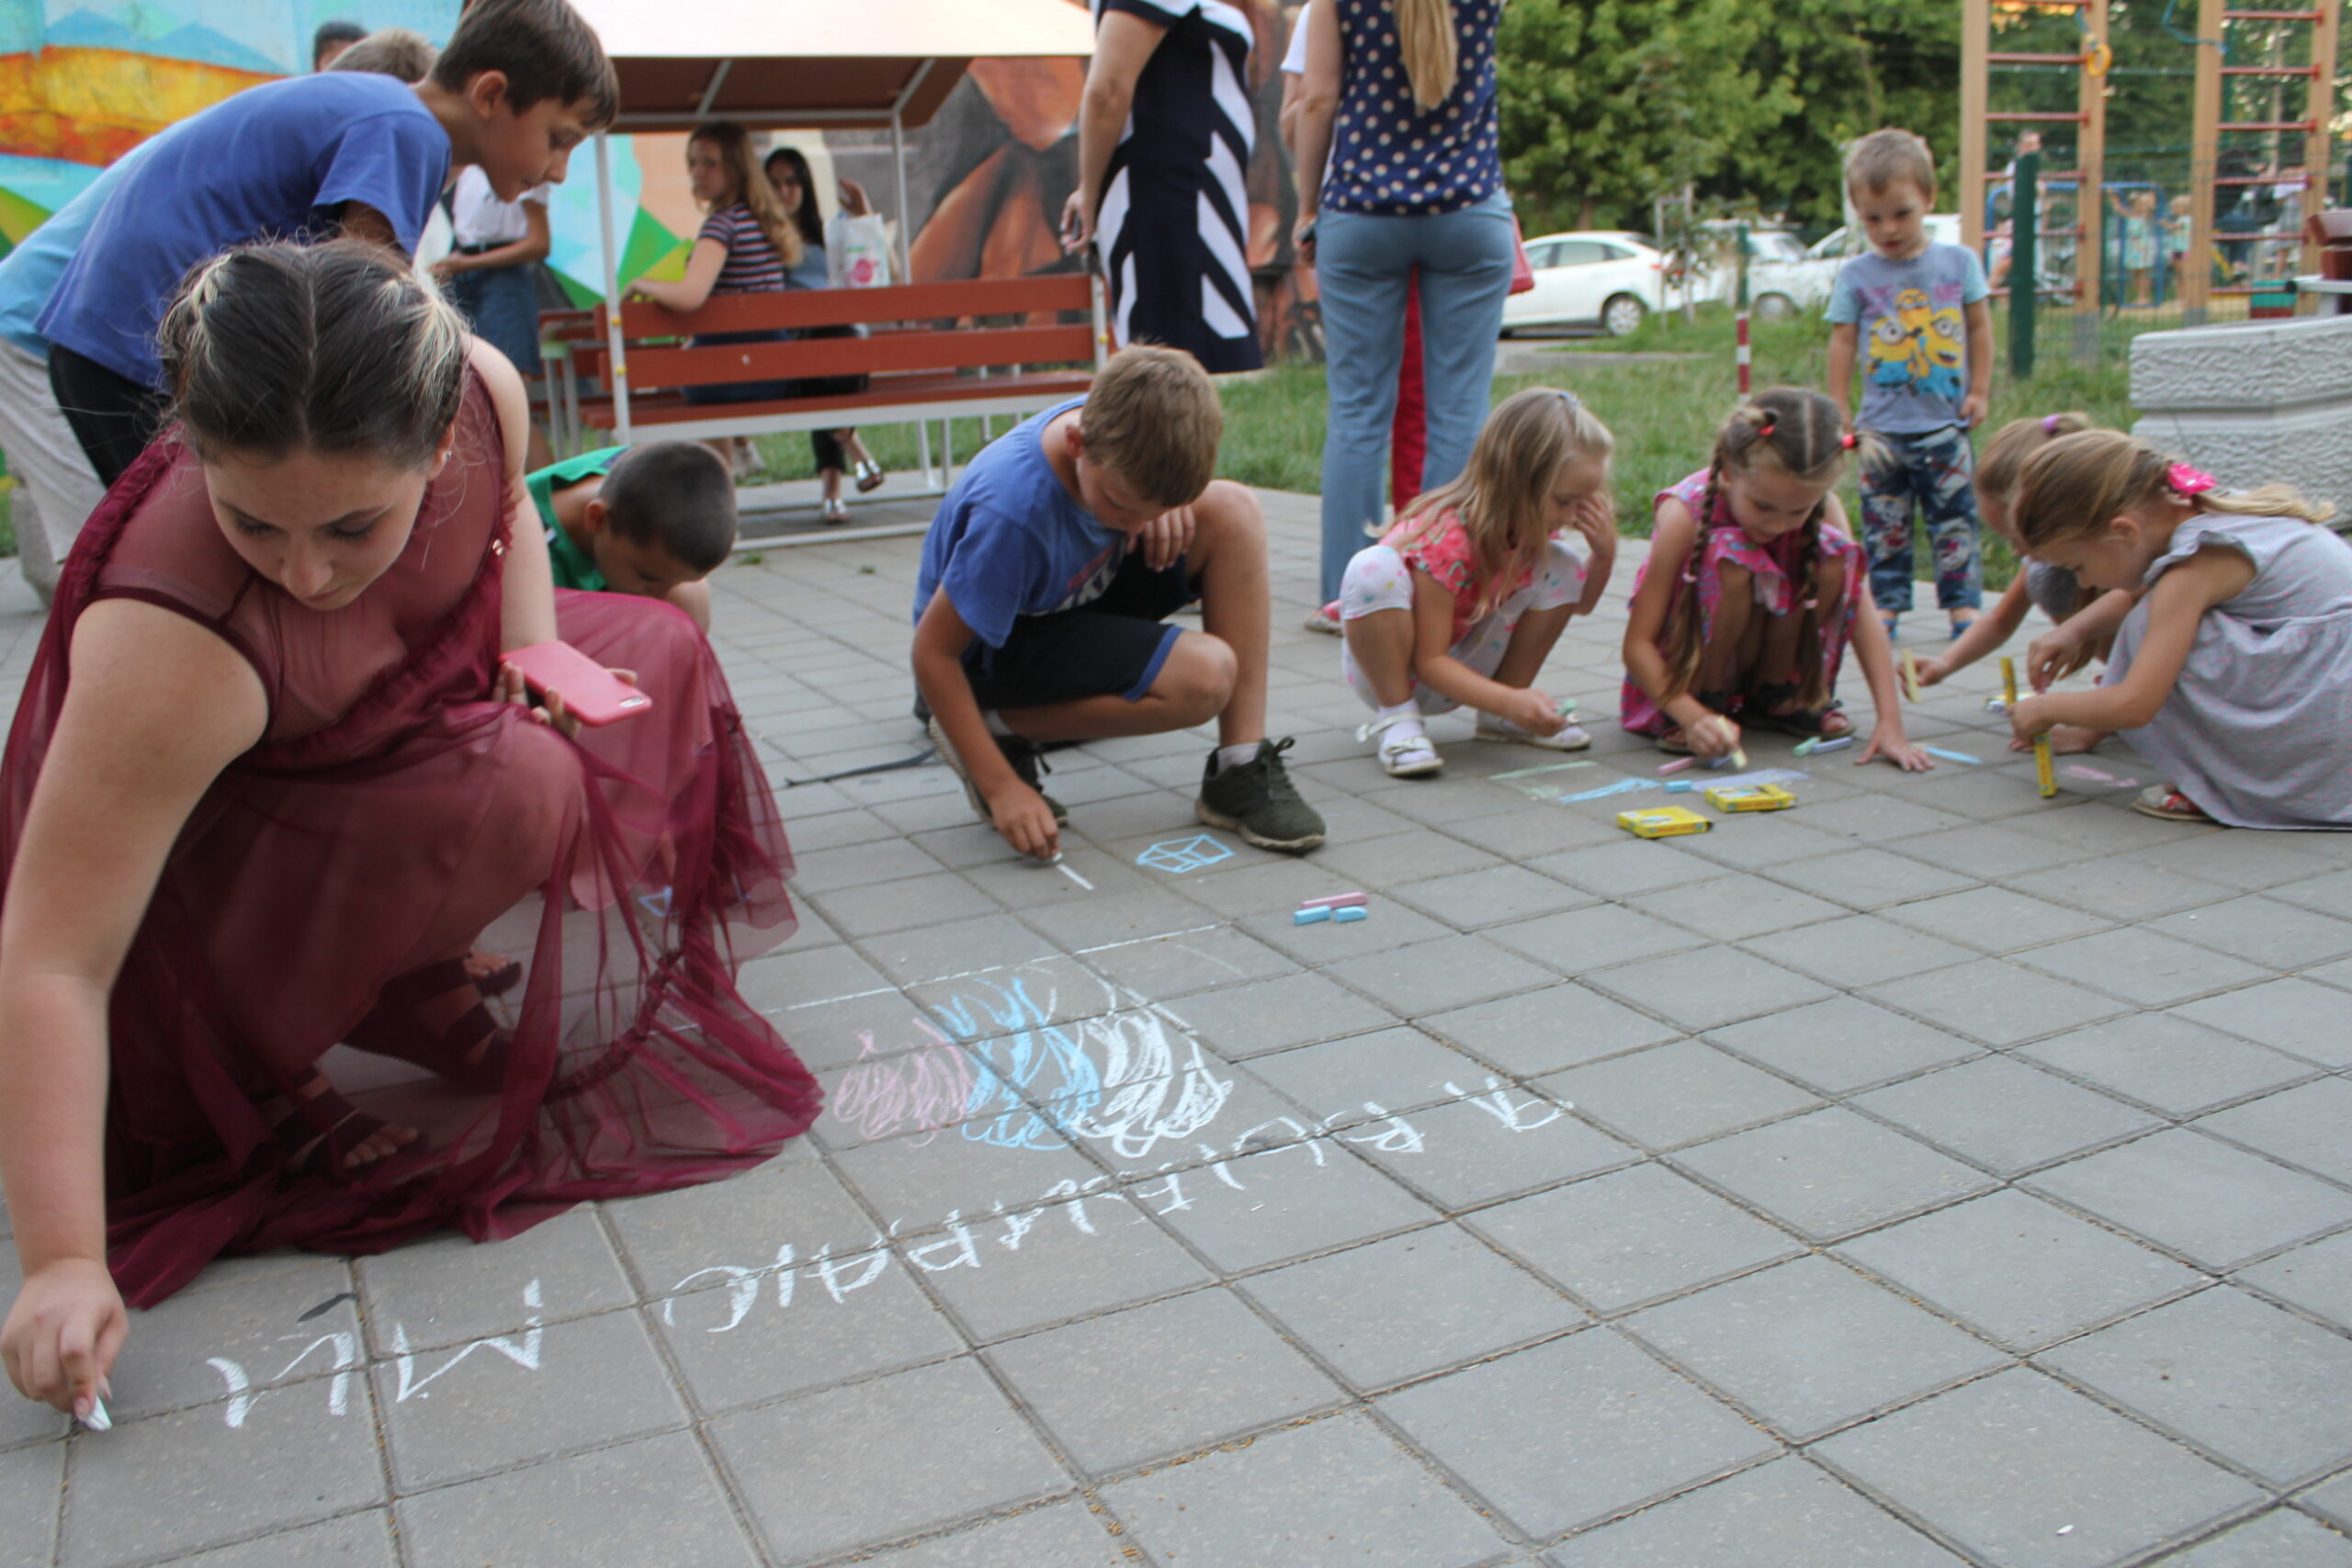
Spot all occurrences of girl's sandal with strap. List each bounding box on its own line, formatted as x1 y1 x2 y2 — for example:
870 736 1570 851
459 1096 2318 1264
2133 784 2216 823
271 1083 418 1178
1740 682 1851 740
345 957 513 1092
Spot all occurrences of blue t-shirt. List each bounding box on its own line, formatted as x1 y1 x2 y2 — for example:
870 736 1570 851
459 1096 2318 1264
1826 242 1991 434
39 73 448 389
914 399 1131 651
0 138 164 358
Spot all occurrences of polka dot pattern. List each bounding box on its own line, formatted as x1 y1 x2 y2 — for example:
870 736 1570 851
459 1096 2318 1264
1324 0 1503 217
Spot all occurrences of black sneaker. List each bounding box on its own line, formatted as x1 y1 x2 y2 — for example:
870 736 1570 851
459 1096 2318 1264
1195 737 1326 852
926 716 1069 827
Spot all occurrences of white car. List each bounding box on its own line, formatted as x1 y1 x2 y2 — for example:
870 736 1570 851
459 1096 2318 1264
1501 231 1667 338
1742 214 1968 320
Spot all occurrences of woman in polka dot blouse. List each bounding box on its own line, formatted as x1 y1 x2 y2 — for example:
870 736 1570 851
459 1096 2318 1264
1292 0 1512 609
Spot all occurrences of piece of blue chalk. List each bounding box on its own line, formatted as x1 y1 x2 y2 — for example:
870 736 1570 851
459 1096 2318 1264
1293 906 1332 925
1332 906 1369 923
1665 779 1698 793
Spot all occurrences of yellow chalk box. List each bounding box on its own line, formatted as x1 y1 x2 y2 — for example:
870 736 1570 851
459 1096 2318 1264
1705 784 1798 813
1617 806 1713 839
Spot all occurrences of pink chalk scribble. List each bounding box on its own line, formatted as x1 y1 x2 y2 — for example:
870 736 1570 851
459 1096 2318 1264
830 1019 977 1145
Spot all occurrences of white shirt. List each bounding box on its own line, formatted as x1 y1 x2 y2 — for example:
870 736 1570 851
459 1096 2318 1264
448 166 548 248
1281 0 1313 73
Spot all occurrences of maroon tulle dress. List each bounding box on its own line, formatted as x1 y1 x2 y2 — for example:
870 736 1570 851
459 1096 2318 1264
0 370 820 1306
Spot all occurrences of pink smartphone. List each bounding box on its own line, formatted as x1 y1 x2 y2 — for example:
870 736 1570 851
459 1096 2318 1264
503 641 653 727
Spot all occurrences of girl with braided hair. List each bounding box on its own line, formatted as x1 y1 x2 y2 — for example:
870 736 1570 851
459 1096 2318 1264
1622 387 1929 772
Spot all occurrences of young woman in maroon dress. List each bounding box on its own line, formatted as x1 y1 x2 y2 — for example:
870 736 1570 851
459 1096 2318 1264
0 243 819 1419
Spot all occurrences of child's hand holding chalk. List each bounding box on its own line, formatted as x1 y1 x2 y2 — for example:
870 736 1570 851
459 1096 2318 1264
1 1258 128 1422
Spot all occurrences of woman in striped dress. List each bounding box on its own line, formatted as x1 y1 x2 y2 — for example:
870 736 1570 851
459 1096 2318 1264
1063 0 1264 374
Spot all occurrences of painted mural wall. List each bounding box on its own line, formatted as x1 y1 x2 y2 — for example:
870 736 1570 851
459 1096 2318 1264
0 0 1313 357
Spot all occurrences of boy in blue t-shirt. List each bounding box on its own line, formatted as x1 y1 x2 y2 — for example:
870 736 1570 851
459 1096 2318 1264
1826 128 1994 639
911 345 1326 861
38 0 618 486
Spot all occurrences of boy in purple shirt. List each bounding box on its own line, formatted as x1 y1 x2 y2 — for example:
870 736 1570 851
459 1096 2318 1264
40 0 617 484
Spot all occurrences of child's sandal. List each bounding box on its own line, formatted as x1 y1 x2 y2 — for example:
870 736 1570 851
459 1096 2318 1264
1741 682 1850 740
2132 784 2215 823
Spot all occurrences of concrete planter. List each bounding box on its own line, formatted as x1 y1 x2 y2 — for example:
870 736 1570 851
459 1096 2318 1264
2130 311 2352 529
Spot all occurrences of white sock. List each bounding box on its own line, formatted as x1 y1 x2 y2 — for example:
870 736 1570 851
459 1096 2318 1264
1374 700 1420 728
1213 742 1260 774
981 709 1015 738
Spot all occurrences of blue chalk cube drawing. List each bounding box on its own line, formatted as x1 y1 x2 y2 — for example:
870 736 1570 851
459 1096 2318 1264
1136 834 1235 874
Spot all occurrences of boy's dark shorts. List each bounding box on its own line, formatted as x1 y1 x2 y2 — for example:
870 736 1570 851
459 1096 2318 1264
964 551 1200 710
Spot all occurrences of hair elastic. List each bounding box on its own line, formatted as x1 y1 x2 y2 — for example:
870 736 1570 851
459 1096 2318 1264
2167 462 2217 496
1555 389 1581 411
1840 432 1857 449
1754 418 1776 439
2041 413 2064 435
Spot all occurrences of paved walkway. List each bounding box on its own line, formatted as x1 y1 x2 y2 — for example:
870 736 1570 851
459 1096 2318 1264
5 493 2352 1568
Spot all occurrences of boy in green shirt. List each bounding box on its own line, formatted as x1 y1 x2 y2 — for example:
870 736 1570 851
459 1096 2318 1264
526 440 737 631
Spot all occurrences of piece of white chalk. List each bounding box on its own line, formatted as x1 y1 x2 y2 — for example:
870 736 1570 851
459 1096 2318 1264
81 1395 110 1433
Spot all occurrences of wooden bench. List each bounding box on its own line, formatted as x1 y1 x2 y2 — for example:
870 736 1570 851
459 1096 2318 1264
565 275 1106 468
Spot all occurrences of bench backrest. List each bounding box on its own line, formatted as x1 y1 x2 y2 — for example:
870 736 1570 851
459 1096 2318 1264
584 275 1102 394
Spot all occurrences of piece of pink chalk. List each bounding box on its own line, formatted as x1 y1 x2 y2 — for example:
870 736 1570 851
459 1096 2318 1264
1298 892 1368 909
1657 757 1696 775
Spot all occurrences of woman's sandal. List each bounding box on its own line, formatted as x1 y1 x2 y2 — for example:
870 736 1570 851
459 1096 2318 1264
345 956 513 1092
1739 682 1852 740
853 458 887 493
271 1081 419 1177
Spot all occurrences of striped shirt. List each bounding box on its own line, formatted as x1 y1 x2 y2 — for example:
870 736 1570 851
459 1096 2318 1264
697 203 789 295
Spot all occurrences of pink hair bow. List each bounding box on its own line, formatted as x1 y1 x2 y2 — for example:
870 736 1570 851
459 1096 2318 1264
2167 463 2217 496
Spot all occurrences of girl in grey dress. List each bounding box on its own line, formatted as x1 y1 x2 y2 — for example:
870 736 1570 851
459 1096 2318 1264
2006 429 2352 828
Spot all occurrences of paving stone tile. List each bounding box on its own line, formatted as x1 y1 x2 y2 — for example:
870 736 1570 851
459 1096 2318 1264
987 1289 1343 1473
1675 1109 1996 1241
1544 1455 1966 1568
99 1258 357 1422
1238 1224 1582 1392
1105 1410 1508 1567
1703 997 1981 1095
373 1308 686 1490
2305 1472 2352 1532
1813 1369 2260 1568
1864 959 2130 1046
1152 1141 1441 1271
1418 984 1681 1076
736 943 895 1022
851 1502 1129 1567
1854 1055 2160 1176
1356 1095 1639 1207
918 1187 1216 1341
607 1158 874 1298
167 1515 398 1568
1769 851 1975 911
2172 978 2352 1066
1159 857 1368 920
1379 1328 1777 1539
1582 949 1835 1032
1246 1026 1498 1122
2237 1232 2352 1330
2028 1129 2352 1269
1883 885 2115 953
1740 913 1977 989
1014 887 1223 953
2007 858 2237 921
1388 863 1600 928
2198 1078 2352 1185
1529 839 1724 898
1537 1041 1821 1150
1322 933 1560 1016
1895 822 2085 880
1837 1190 2205 1352
1446 804 1624 858
1159 971 1400 1059
357 1209 629 1357
2040 1287 2352 1485
830 1120 1102 1226
1487 904 1704 973
1238 900 1457 967
2161 1509 2352 1568
0 1444 59 1568
806 870 1003 937
1077 923 1300 998
1468 1163 1801 1313
2136 830 2342 891
1798 792 1978 843
59 1388 386 1568
398 1431 760 1568
2051 1012 2322 1120
708 1358 1067 1565
787 837 950 894
1623 872 1849 942
1310 825 1506 883
2271 866 2352 919
1623 1255 2006 1440
2013 928 2273 1007
2148 896 2352 970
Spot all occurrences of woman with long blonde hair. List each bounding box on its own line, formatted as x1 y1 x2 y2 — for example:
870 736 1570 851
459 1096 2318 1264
1293 0 1516 613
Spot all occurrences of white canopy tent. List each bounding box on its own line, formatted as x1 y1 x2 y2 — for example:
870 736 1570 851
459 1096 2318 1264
569 0 1096 438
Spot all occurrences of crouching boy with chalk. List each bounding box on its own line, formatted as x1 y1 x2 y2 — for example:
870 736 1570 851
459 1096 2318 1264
912 345 1327 860
527 441 735 631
